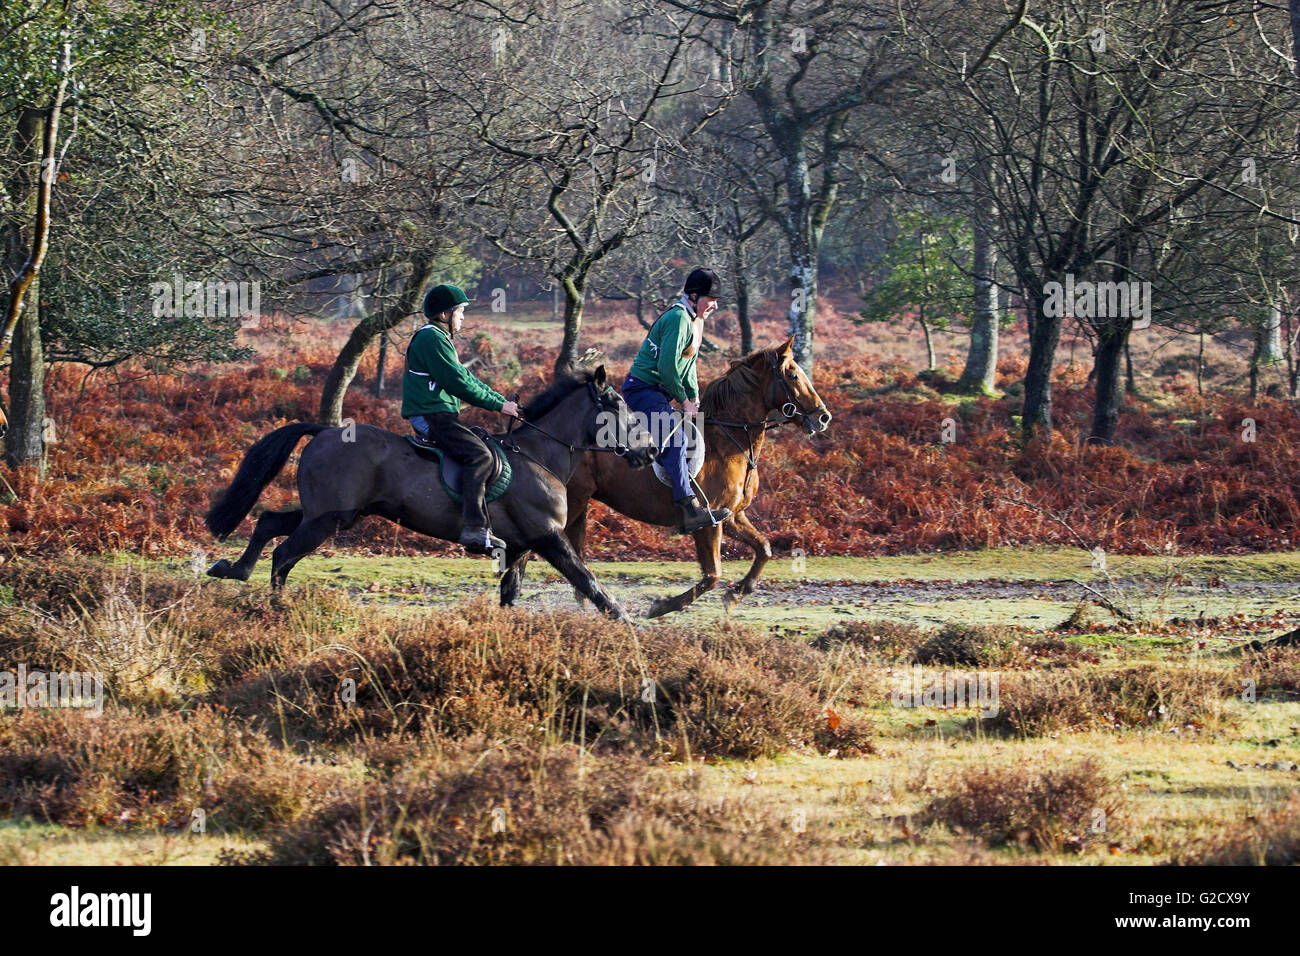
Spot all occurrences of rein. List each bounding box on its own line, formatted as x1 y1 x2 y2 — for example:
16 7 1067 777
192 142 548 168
702 352 810 480
499 381 633 483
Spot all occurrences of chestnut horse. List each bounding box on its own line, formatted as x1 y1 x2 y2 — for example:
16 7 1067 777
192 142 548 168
500 337 831 617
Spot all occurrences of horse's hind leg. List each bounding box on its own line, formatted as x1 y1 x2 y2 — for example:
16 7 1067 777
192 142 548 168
209 509 302 581
530 532 628 622
721 510 771 609
270 509 360 589
647 524 721 619
499 546 531 607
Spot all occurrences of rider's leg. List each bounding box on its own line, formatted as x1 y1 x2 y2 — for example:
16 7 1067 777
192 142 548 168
623 376 729 533
408 414 433 442
424 412 504 554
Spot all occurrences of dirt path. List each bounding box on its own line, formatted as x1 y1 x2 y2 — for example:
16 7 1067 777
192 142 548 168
340 570 1300 634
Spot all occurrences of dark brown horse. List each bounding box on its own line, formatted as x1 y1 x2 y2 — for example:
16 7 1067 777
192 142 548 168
500 338 830 616
204 366 657 621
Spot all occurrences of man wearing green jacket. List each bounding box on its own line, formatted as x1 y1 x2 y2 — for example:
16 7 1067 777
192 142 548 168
624 267 732 533
402 283 520 554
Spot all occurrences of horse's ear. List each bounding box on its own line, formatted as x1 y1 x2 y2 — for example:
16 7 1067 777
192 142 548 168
780 336 795 355
594 365 607 384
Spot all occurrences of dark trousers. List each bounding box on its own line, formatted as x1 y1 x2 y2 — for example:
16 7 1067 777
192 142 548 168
411 412 494 528
623 374 693 502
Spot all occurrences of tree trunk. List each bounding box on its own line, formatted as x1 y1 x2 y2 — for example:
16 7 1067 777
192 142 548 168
919 315 936 371
555 273 586 375
1021 288 1061 438
5 275 45 474
1197 331 1205 397
0 46 69 371
1089 322 1130 444
3 108 49 473
319 256 433 426
734 237 754 355
1124 342 1137 395
1287 311 1300 398
1291 0 1300 151
1261 303 1284 365
1249 328 1262 401
373 331 388 397
783 145 819 373
958 216 998 394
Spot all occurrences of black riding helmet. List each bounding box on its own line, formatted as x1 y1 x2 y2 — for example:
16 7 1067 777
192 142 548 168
683 267 722 300
422 283 471 337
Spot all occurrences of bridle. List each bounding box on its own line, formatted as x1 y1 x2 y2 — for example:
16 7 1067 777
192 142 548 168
704 351 825 485
501 381 646 481
768 351 822 423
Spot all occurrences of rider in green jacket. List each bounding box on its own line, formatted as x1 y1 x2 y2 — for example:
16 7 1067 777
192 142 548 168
402 283 520 554
624 268 732 533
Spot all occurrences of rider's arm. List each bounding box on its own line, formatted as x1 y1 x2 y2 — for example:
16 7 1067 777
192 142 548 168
422 332 506 412
656 309 691 403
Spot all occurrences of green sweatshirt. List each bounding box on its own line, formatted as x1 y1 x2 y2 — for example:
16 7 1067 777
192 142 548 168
628 301 699 403
401 324 505 417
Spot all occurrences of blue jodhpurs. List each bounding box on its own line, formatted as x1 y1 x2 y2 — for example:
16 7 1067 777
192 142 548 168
623 374 693 502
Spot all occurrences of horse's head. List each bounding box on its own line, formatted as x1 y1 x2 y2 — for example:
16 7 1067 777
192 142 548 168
525 365 657 468
767 337 832 436
585 365 658 468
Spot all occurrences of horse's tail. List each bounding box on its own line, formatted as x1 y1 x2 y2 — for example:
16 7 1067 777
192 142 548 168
205 422 328 540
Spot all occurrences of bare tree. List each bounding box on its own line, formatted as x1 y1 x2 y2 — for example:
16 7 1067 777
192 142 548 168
460 0 729 375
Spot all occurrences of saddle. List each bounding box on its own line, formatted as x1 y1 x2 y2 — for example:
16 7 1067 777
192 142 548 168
650 414 706 488
404 427 513 504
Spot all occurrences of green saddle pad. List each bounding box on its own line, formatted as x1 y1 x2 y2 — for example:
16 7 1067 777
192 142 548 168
404 434 513 504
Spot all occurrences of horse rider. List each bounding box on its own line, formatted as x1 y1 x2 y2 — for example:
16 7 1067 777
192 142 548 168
624 267 733 533
402 283 521 555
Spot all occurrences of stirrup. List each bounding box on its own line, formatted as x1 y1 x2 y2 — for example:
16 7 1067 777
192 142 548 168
459 526 505 555
678 501 730 534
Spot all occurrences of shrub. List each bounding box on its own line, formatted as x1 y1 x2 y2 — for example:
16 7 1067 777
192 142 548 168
1169 796 1300 865
814 619 927 661
0 707 342 831
985 664 1237 736
1236 645 1300 700
913 623 998 666
217 599 872 760
920 759 1122 851
244 739 837 866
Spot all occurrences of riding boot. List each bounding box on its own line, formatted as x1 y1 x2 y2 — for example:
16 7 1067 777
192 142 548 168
676 495 731 534
458 484 505 555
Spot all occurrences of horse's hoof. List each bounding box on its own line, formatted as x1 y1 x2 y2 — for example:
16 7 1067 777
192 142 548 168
646 597 674 619
208 559 232 578
603 603 632 624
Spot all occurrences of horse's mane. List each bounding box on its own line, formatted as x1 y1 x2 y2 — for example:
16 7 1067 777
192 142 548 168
521 366 596 421
700 347 772 418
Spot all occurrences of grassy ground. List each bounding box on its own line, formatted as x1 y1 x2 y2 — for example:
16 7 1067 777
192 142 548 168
140 546 1300 635
2 550 1297 865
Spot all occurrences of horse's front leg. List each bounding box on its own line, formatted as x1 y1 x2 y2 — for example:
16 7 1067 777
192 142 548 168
647 522 721 618
721 510 771 610
530 531 629 622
